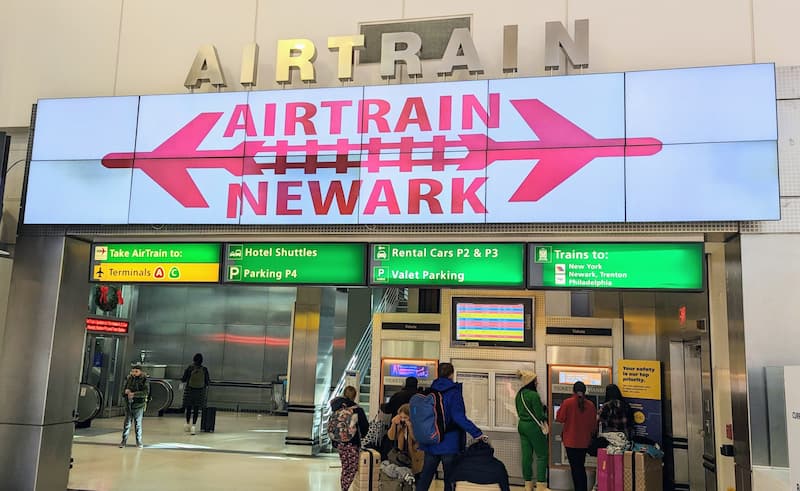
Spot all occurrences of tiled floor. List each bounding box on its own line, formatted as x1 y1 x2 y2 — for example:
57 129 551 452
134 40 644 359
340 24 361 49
69 412 493 490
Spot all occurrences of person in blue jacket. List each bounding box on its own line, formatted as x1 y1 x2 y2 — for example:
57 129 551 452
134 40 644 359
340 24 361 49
416 362 488 491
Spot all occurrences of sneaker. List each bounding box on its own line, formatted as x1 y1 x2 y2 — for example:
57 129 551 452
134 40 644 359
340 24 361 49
118 441 126 448
136 442 143 449
184 423 191 432
190 425 196 435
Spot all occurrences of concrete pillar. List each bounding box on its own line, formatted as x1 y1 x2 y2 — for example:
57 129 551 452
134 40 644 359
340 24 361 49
285 286 336 455
0 235 90 491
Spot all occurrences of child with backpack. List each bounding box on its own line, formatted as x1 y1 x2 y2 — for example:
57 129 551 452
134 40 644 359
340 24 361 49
181 353 210 435
119 365 149 449
329 385 369 491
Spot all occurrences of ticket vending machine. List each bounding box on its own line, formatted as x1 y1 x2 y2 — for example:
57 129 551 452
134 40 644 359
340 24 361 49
380 358 438 405
548 364 613 490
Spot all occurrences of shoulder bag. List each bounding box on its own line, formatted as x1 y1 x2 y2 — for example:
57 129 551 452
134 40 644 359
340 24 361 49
520 391 550 436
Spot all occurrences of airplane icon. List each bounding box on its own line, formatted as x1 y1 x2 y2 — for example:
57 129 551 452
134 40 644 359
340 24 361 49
101 99 662 208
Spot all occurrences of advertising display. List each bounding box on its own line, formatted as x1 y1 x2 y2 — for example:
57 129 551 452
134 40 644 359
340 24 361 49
369 243 524 287
90 243 221 283
619 359 663 445
25 64 778 225
529 242 704 290
224 243 366 285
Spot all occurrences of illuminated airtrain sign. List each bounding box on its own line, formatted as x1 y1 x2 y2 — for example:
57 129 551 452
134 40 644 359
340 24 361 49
24 64 778 225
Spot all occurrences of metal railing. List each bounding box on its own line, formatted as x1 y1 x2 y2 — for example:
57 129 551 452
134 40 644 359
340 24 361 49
316 288 403 451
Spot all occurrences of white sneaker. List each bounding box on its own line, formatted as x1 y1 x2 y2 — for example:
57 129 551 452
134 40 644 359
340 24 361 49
184 423 190 432
191 425 196 435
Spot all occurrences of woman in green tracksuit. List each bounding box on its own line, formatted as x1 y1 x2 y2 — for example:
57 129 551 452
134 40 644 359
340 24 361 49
516 370 550 491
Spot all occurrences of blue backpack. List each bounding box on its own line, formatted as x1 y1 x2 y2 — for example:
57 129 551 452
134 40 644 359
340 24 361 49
410 389 448 446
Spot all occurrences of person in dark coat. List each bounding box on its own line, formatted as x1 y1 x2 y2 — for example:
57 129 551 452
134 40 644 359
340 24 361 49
450 440 511 491
416 362 487 491
181 353 210 435
385 376 419 416
330 386 369 491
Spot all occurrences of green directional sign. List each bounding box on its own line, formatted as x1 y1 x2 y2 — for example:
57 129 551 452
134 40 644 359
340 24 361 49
528 243 704 290
90 243 221 283
223 243 366 285
369 243 524 287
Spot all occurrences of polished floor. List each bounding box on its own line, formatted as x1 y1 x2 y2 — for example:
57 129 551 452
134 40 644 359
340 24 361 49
68 412 515 490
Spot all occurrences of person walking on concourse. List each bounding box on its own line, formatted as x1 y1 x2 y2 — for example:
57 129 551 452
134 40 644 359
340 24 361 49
330 386 369 491
119 365 149 449
556 381 597 491
182 353 211 435
416 362 488 491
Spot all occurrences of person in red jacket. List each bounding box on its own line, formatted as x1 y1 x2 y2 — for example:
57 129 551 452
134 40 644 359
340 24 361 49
555 381 597 491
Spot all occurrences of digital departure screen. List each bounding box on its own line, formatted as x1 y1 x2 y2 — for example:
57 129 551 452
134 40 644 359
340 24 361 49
455 302 526 343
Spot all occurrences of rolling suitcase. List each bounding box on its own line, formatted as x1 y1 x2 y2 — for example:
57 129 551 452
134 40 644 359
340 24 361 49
353 448 380 490
201 407 216 432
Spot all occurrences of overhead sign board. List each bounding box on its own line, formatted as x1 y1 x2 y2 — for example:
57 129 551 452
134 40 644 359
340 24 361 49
91 243 221 283
25 64 778 226
369 243 524 287
528 242 704 290
224 243 366 285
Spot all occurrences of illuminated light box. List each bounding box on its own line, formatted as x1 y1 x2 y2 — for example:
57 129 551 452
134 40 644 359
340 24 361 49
370 243 524 287
86 317 130 334
528 242 704 291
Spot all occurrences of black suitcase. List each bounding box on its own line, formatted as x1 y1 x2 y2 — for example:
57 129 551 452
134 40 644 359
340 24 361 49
201 407 216 432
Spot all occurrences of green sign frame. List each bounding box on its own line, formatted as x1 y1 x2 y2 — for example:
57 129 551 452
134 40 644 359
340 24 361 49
223 243 366 285
528 243 705 291
369 243 524 287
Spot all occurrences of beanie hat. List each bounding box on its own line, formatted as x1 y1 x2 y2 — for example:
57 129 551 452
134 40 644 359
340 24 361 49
517 369 537 387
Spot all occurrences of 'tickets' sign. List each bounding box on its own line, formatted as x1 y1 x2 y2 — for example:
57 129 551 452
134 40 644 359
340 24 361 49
26 64 778 225
224 243 366 285
528 242 704 290
91 243 221 283
369 243 524 287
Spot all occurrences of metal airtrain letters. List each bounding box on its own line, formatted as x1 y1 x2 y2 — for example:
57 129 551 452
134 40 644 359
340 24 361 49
184 20 590 89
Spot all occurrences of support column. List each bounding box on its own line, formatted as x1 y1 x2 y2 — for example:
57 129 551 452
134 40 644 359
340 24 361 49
285 287 335 455
0 235 90 491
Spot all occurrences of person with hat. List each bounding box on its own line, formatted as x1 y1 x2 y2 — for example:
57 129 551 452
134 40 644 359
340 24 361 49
516 370 550 491
119 364 149 449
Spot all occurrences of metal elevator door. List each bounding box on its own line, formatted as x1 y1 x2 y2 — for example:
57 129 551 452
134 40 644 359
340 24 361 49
684 341 717 491
671 339 716 491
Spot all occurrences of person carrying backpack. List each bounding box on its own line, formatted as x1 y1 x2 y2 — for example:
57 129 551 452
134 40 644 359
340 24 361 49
181 353 210 435
329 385 369 491
412 362 487 491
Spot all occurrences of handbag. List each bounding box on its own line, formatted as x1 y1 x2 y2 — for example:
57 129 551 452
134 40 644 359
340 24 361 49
363 411 390 448
588 434 609 457
520 390 550 436
387 427 412 467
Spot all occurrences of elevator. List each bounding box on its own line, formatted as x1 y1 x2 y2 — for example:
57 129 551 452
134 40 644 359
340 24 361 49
670 338 716 491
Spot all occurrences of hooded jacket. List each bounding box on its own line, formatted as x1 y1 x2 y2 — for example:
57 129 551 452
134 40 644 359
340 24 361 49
122 374 150 410
418 377 483 456
330 396 369 448
450 441 511 491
